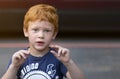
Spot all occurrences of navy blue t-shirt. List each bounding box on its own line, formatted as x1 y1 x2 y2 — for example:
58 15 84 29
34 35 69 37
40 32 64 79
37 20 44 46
8 48 67 79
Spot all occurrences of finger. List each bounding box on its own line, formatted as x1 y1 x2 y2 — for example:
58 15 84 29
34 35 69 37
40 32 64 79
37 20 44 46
21 50 30 55
60 49 65 56
50 45 67 56
14 54 22 60
19 52 27 59
50 45 60 50
62 48 68 55
58 48 62 57
20 50 30 58
14 50 29 60
50 50 58 57
50 46 62 57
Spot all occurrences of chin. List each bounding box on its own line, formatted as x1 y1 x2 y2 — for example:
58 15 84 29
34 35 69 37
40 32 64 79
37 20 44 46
35 46 47 51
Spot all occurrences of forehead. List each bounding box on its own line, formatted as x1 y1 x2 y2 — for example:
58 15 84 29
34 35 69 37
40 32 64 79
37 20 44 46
29 20 54 29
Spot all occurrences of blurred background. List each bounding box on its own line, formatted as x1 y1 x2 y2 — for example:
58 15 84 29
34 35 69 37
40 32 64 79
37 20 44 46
0 0 120 79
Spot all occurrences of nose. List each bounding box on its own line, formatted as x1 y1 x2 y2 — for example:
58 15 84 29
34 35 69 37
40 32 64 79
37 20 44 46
38 31 44 39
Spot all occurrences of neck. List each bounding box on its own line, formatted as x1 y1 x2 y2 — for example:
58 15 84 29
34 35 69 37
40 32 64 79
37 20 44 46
28 47 49 57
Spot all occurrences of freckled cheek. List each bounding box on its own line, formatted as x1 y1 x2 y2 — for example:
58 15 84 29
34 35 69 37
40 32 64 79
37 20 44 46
28 35 36 42
45 35 53 41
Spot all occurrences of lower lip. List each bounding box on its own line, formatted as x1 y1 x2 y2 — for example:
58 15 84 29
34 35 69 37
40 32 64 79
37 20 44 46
36 42 45 46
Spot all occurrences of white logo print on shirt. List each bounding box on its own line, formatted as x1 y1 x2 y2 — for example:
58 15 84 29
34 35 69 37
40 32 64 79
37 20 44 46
46 64 56 77
21 63 58 79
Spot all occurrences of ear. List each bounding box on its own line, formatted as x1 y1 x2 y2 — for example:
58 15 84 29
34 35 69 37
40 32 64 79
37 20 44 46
52 31 58 40
23 28 28 37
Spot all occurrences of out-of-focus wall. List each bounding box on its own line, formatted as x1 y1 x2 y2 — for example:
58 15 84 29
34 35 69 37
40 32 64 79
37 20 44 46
0 0 120 39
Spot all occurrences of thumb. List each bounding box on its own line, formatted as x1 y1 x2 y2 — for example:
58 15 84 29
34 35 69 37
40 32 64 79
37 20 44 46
50 50 59 57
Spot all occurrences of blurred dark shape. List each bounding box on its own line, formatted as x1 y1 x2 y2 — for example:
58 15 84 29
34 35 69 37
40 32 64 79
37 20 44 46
0 0 119 40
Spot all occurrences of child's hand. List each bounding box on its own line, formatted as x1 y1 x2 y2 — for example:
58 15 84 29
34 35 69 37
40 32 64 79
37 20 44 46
11 50 30 68
50 45 71 64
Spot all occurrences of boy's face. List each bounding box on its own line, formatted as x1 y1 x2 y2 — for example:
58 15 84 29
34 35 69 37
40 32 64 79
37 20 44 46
24 20 57 51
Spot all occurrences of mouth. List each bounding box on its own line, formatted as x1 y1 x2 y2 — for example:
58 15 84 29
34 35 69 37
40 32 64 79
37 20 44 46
36 41 45 46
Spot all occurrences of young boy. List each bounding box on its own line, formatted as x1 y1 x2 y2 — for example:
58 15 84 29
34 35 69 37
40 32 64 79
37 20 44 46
1 4 84 79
